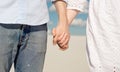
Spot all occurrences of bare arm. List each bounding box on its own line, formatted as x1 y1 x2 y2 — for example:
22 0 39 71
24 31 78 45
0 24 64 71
53 1 67 26
54 2 87 49
52 0 87 50
67 9 79 25
52 0 70 50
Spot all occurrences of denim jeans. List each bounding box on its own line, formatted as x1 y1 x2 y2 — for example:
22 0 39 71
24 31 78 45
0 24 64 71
0 23 47 72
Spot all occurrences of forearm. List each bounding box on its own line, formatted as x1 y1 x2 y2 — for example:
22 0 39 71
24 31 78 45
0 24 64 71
67 9 79 25
53 0 68 26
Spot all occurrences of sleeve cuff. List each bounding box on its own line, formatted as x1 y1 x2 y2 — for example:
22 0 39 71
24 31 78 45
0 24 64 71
67 0 88 12
51 0 68 3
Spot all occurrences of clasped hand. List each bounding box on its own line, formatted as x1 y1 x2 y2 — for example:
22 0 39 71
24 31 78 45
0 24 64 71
52 22 70 51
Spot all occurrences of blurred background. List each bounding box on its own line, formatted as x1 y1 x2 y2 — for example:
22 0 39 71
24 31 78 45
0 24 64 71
47 0 88 36
11 0 89 72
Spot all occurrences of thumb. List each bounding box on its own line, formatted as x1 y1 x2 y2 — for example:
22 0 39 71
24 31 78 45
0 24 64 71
52 28 56 36
52 28 58 45
53 35 58 45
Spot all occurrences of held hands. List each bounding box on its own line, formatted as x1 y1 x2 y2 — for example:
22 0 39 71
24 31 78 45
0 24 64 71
52 0 70 51
52 22 70 51
52 0 78 51
51 9 79 51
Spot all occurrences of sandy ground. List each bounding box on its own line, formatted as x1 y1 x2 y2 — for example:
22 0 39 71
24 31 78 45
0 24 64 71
10 35 89 72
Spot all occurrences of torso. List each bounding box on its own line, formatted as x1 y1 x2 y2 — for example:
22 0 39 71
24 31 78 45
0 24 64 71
87 0 120 72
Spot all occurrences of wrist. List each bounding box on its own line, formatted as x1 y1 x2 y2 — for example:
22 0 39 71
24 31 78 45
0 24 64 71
58 15 68 25
57 22 70 29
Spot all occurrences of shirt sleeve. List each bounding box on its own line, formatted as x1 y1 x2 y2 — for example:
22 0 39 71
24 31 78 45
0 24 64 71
67 0 88 12
51 0 68 3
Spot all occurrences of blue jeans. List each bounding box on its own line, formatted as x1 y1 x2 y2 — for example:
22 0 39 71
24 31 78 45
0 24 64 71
0 23 47 72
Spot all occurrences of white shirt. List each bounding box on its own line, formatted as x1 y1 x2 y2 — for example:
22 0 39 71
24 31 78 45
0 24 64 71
0 0 49 25
67 0 120 72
